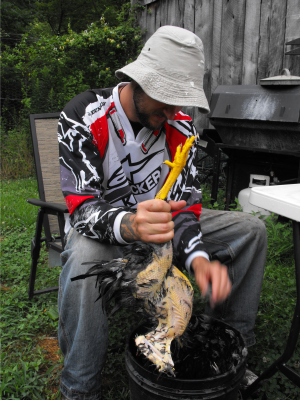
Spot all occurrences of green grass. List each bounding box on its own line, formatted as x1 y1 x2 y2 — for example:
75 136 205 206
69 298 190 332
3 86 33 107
246 217 298 399
1 178 62 399
1 178 299 399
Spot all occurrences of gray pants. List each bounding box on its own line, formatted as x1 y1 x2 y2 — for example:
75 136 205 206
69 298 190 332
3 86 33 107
200 209 267 344
58 208 267 399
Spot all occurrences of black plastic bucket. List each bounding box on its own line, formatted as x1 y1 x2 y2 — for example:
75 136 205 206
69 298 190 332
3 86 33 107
125 315 247 400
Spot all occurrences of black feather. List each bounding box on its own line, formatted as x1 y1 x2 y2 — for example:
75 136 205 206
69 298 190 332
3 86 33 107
71 242 169 316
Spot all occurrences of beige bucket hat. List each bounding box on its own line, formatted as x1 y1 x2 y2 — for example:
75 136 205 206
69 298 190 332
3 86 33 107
115 25 210 113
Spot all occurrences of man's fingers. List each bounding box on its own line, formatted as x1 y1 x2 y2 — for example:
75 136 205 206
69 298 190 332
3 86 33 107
138 199 172 213
210 263 232 304
140 230 175 243
139 221 174 236
146 211 173 224
192 258 231 307
169 200 186 211
193 265 210 296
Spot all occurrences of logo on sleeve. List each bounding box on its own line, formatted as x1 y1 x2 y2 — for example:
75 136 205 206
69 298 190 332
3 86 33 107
184 232 203 254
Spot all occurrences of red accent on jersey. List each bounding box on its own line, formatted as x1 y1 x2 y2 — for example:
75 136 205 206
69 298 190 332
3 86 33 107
172 203 202 221
65 195 94 214
141 143 147 152
106 103 115 115
174 112 192 121
90 116 109 158
119 129 125 142
165 125 187 162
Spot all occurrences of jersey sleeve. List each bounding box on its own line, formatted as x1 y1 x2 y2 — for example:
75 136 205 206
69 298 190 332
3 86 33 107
58 90 132 245
166 120 210 273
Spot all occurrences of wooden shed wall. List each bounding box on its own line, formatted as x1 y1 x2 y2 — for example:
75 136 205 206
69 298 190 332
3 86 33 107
132 0 300 129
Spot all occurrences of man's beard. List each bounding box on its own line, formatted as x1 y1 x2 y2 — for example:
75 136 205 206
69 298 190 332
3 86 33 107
133 85 166 131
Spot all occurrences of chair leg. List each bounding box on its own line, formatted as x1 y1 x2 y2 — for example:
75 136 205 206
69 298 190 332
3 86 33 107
58 212 66 250
28 208 45 300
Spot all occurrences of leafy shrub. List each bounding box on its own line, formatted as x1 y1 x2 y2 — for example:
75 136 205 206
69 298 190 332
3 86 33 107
1 3 142 179
1 4 141 116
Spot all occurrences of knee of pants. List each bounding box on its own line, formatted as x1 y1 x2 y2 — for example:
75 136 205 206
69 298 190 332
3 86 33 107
58 230 111 365
61 228 123 276
58 228 124 312
242 212 267 248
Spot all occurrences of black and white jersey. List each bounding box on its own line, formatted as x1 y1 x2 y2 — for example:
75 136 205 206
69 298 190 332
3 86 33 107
57 84 209 272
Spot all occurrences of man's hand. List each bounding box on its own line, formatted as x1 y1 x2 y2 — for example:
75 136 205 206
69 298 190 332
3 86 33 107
120 199 186 243
192 257 231 307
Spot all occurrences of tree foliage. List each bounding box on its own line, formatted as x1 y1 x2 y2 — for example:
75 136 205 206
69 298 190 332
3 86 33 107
35 0 128 35
1 3 142 117
1 2 143 179
1 0 129 48
1 0 37 47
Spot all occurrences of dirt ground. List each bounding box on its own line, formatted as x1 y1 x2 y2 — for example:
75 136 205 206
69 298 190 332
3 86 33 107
38 336 62 397
38 336 60 363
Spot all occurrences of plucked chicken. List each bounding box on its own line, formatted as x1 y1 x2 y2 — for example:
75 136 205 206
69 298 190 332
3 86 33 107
71 136 197 375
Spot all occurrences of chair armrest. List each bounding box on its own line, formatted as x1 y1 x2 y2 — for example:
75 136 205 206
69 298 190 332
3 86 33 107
27 198 68 213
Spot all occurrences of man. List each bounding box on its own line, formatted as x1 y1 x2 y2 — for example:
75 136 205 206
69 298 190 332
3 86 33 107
57 26 267 399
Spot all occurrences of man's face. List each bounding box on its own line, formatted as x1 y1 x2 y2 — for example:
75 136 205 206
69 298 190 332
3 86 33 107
133 85 182 131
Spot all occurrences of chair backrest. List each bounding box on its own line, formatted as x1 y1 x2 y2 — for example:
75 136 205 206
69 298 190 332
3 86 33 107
29 113 67 239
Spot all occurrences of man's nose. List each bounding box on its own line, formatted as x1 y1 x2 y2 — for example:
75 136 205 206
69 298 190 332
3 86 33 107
163 106 182 120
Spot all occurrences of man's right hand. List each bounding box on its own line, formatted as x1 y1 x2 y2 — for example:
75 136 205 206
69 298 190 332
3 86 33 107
120 199 186 243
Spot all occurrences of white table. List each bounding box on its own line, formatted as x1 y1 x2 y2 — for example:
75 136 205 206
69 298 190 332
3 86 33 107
242 184 300 398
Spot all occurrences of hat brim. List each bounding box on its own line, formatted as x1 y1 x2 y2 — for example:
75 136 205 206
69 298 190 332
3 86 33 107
116 60 210 114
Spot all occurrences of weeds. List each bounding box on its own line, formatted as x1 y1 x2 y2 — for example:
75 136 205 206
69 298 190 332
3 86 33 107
246 215 298 399
1 178 299 399
1 125 35 180
1 178 61 399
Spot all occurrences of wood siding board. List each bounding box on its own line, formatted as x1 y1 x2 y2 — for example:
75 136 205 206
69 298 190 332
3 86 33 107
146 2 157 40
267 0 288 77
232 0 247 84
158 0 169 27
154 0 161 31
154 0 164 29
177 0 185 27
220 0 234 84
182 1 195 125
138 3 149 42
211 0 223 95
242 0 261 84
285 0 300 76
194 0 215 129
167 0 176 26
257 0 272 80
286 0 300 39
167 0 181 26
220 0 247 85
183 0 195 32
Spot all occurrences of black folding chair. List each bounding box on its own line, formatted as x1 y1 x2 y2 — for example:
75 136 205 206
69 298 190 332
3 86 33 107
28 113 68 300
